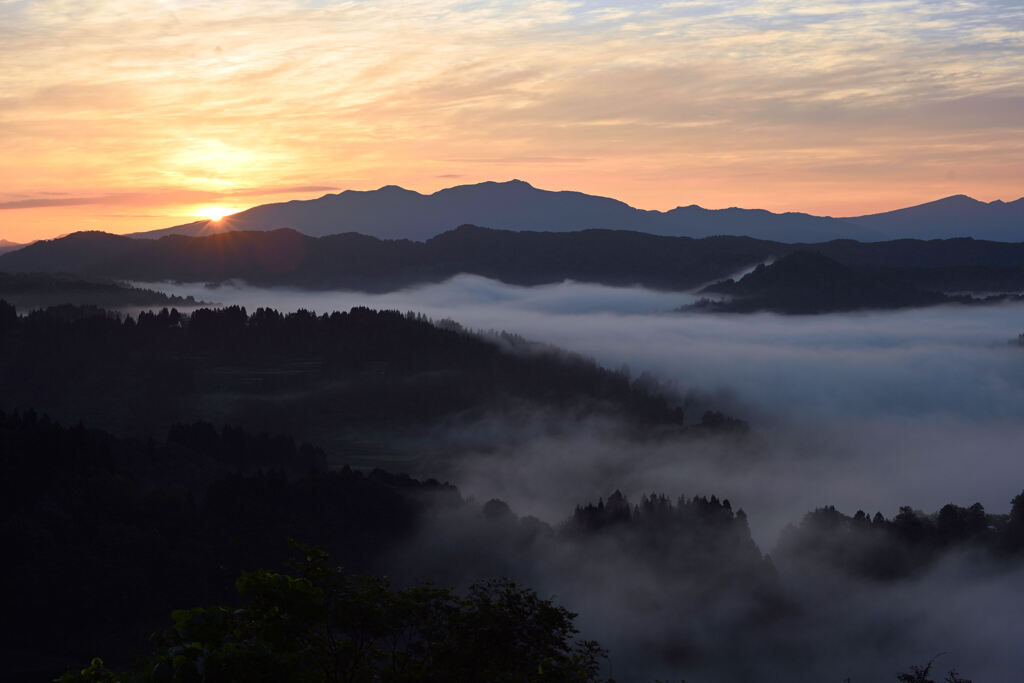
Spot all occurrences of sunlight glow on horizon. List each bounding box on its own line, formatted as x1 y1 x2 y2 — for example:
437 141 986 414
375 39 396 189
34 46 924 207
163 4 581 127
1 0 1022 242
195 206 238 222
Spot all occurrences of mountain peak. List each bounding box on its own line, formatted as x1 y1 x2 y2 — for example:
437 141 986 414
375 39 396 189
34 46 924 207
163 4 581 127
375 184 417 194
60 230 131 242
435 178 537 194
935 194 982 205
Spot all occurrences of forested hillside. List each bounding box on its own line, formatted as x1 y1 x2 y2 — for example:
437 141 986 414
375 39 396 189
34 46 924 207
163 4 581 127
5 226 1024 300
0 301 721 465
0 272 199 310
6 411 1022 681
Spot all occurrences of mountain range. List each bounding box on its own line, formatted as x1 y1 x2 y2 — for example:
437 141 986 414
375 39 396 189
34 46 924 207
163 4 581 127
0 227 774 292
127 180 1024 243
5 226 1024 300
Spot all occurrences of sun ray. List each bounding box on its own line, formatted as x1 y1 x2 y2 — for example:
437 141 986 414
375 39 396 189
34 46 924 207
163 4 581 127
195 206 236 221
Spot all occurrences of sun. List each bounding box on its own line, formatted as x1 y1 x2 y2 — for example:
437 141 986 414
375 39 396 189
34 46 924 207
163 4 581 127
195 206 236 221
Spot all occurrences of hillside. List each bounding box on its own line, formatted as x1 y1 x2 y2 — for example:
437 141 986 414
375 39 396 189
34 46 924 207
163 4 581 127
5 225 1024 297
0 272 200 310
0 226 781 291
0 302 719 460
697 251 948 313
6 409 1020 681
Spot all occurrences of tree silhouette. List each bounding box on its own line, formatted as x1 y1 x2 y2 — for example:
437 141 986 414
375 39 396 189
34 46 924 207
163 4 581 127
57 544 606 683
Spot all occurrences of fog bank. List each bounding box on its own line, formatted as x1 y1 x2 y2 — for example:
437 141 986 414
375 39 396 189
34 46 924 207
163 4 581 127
140 275 1024 681
143 276 1024 541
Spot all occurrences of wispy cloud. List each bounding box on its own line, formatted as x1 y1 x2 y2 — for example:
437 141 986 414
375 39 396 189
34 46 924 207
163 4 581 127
0 0 1021 240
0 185 339 211
0 195 132 210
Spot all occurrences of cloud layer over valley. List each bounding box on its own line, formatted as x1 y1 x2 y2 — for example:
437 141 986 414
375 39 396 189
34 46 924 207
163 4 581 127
148 276 1024 541
140 276 1024 681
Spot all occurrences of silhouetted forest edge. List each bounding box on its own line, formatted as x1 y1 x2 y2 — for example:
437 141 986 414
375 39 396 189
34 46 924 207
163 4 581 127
0 299 746 469
3 411 1019 680
691 251 1024 314
3 227 1024 312
4 301 1020 681
0 272 201 310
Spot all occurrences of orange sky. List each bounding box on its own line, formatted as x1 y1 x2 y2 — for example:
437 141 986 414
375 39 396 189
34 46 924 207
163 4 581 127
2 0 1022 244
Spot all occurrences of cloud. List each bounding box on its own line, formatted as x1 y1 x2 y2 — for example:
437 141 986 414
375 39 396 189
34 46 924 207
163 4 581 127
142 277 1024 542
0 194 136 210
119 275 1024 680
233 184 340 195
3 0 1023 241
0 184 340 211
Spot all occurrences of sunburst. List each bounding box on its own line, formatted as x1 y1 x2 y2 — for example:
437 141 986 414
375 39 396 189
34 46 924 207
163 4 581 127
195 206 236 221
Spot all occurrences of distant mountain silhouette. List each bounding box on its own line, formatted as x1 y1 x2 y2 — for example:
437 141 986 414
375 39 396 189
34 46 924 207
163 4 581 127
6 226 1024 300
132 180 870 243
0 239 25 256
845 194 1024 240
0 226 782 291
697 251 947 313
128 181 1023 243
0 230 150 275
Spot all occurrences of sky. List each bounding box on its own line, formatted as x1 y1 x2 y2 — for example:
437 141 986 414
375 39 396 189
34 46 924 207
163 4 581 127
1 0 1023 243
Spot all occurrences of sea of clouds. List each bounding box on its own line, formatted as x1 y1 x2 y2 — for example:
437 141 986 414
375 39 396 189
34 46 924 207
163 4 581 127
148 275 1024 535
143 275 1024 681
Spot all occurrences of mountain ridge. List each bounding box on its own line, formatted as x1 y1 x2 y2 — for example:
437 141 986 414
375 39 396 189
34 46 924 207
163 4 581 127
0 239 26 256
843 193 1024 240
696 251 948 313
6 225 1024 298
121 179 1023 244
127 180 867 243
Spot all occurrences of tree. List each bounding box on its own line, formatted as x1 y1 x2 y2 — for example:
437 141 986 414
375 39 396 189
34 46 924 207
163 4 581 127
0 298 15 334
896 656 973 683
58 544 605 683
1004 490 1024 552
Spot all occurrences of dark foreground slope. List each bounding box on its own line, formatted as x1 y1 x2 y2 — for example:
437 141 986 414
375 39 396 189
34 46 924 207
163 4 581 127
6 411 1023 682
5 226 1024 298
0 410 463 678
0 301 728 463
0 412 764 680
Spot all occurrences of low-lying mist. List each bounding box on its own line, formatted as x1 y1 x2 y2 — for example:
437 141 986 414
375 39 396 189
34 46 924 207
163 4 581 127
146 276 1024 536
388 495 1024 682
146 275 1024 415
142 275 1024 681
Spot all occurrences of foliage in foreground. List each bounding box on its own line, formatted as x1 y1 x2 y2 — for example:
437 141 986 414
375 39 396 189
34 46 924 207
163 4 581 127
58 544 605 683
895 655 972 683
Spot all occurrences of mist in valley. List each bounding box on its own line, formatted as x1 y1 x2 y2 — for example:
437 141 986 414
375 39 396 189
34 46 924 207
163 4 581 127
147 276 1024 532
140 276 1024 681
